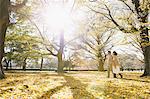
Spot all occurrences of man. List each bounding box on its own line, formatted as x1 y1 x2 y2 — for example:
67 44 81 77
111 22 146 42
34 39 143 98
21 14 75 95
105 51 113 78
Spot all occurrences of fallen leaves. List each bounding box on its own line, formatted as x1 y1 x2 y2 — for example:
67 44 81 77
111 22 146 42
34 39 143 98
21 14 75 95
0 71 149 99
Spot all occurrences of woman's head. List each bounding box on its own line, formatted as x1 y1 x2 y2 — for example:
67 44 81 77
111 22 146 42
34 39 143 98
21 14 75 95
113 51 117 55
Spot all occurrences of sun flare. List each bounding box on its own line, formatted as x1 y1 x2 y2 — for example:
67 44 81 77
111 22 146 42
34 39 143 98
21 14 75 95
36 1 86 41
43 5 71 30
39 2 75 37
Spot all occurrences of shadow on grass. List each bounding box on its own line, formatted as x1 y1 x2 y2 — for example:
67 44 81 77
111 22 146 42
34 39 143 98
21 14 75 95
121 78 150 83
103 80 150 99
0 78 27 88
37 84 65 99
0 78 28 96
5 71 54 75
5 71 63 78
38 73 96 99
63 74 96 99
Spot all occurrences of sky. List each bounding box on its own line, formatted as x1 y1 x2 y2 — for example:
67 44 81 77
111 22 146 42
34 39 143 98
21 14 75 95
31 0 148 60
34 0 87 43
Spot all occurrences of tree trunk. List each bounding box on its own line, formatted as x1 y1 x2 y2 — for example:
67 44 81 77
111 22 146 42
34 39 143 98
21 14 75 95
57 31 64 73
140 27 150 76
0 0 9 79
3 58 10 70
40 57 43 71
9 59 12 69
0 65 4 79
142 46 150 76
4 59 9 70
22 58 27 71
131 0 150 76
98 59 104 71
57 51 64 73
97 51 104 71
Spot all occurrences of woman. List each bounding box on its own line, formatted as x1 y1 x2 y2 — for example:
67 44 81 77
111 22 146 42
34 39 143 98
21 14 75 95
112 51 123 78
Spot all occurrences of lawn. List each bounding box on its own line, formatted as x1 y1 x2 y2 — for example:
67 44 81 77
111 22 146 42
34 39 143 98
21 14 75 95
0 71 150 99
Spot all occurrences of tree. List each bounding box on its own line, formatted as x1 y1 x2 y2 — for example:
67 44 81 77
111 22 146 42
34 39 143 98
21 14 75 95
77 13 114 71
87 0 150 76
30 20 65 73
31 0 80 73
0 0 9 79
5 20 49 70
79 30 114 71
0 0 40 78
120 33 144 63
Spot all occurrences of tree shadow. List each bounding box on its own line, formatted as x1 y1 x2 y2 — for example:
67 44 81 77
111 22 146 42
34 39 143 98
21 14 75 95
37 84 65 99
0 78 27 87
38 73 96 99
62 74 96 99
6 71 63 78
5 71 55 75
121 78 150 83
0 79 28 96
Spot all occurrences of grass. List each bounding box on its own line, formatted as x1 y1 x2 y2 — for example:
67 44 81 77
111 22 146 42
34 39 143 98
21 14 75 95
0 71 150 99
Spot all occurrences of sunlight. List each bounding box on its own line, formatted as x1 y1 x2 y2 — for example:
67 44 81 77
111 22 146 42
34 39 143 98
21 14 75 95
37 0 87 41
44 6 70 30
41 2 74 37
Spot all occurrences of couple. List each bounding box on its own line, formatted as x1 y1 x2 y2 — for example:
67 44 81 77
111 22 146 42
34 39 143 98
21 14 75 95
105 51 123 78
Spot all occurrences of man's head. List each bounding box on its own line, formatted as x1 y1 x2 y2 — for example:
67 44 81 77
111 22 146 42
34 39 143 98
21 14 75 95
108 51 111 54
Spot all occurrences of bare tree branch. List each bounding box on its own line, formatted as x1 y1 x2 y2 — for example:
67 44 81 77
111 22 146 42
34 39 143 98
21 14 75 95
118 0 135 13
9 0 28 11
86 5 111 20
16 13 59 56
46 47 57 56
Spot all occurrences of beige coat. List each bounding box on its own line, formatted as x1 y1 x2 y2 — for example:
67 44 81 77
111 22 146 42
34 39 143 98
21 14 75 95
104 54 113 70
112 55 120 68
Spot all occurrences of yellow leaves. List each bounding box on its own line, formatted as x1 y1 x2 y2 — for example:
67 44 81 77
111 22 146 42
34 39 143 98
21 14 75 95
51 86 73 99
0 71 150 98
